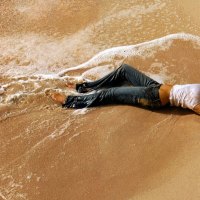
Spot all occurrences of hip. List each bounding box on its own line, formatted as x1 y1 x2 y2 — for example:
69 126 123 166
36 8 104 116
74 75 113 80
159 84 174 106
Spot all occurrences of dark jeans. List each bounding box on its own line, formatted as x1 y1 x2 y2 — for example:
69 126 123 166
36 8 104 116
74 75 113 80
62 64 163 109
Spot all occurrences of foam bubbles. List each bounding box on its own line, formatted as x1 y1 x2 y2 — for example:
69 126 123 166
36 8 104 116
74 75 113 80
72 108 90 115
58 33 200 77
0 33 199 107
0 87 5 95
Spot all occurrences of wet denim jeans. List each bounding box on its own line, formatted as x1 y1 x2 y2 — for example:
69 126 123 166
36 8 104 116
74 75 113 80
62 64 163 109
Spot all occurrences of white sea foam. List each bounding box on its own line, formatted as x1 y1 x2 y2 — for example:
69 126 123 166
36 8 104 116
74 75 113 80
1 0 167 78
69 132 82 141
0 87 5 95
58 33 200 76
72 108 90 116
0 31 199 78
0 33 199 107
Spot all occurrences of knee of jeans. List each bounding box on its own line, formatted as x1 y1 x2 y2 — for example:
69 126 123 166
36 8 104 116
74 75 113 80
121 63 129 70
121 63 135 73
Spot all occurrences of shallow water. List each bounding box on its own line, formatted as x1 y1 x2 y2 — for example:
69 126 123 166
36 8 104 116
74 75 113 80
0 0 200 200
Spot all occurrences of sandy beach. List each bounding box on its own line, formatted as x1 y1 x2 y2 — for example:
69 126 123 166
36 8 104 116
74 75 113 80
0 0 200 200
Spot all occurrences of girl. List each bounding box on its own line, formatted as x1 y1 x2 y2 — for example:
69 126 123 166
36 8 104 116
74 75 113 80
51 64 200 115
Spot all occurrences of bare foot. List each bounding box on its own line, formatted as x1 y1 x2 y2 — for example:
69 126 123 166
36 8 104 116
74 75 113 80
50 93 67 104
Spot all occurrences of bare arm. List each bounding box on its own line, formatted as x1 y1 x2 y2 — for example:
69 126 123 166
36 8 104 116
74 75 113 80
193 104 200 115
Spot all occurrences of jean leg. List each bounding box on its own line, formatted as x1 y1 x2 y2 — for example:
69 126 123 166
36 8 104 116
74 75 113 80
76 64 160 92
120 64 160 87
63 86 161 109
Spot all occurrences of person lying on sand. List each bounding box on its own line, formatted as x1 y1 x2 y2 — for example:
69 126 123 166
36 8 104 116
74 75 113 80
50 64 200 115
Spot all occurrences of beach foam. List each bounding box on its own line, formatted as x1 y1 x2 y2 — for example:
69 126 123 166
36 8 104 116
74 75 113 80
0 33 199 108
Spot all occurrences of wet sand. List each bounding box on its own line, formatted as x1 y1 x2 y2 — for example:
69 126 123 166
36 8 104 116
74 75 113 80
0 0 200 200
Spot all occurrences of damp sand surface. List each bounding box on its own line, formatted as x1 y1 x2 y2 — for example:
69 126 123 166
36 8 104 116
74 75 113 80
0 1 200 200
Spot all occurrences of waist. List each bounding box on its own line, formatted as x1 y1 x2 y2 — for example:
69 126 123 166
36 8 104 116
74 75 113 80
159 84 174 106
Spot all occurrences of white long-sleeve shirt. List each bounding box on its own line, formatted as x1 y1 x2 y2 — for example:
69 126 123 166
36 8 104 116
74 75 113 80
169 84 200 109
